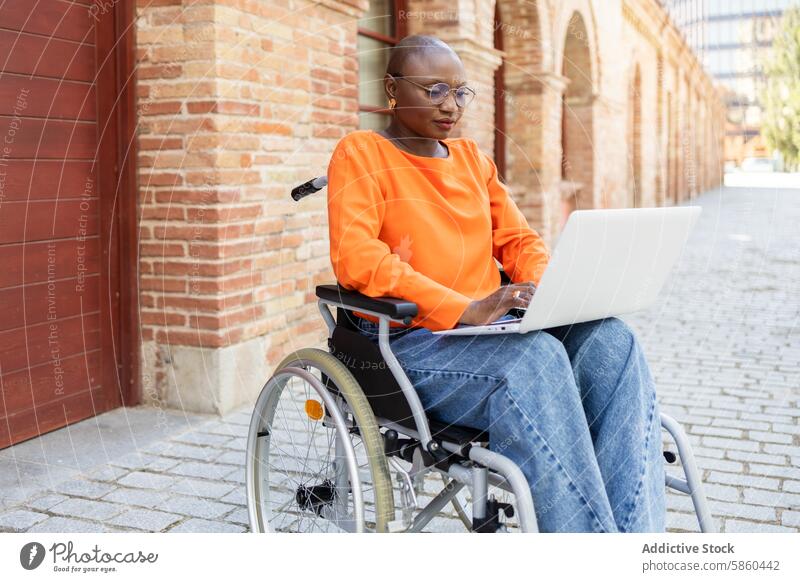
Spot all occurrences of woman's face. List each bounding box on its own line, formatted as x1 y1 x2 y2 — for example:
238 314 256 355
387 50 468 139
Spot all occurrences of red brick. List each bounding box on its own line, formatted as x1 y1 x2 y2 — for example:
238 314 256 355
139 101 183 115
140 277 187 293
140 311 186 326
139 172 183 187
139 136 183 150
140 243 185 257
185 205 262 222
187 101 261 116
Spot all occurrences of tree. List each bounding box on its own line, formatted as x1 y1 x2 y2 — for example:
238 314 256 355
761 6 800 171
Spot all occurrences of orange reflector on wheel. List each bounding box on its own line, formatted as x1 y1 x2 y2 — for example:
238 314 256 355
305 399 324 421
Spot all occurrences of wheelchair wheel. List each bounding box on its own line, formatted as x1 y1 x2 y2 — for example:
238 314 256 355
246 348 395 532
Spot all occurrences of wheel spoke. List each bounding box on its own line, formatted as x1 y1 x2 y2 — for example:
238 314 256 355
246 353 391 533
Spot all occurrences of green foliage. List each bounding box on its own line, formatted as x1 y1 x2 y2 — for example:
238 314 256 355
761 6 800 170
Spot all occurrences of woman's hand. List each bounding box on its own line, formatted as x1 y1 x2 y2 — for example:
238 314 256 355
458 282 537 326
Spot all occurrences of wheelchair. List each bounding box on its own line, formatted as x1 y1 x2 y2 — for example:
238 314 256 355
244 175 718 533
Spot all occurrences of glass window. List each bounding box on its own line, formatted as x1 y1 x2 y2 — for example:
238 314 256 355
357 35 391 109
357 1 405 130
360 0 395 36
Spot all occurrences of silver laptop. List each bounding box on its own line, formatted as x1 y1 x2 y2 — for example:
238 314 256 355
433 206 702 336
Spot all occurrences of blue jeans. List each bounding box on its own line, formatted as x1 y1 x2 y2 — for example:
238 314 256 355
352 314 666 533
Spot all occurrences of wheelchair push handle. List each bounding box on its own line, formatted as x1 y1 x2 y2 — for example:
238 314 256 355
291 176 328 201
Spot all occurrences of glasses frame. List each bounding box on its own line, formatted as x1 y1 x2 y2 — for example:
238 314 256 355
389 73 476 108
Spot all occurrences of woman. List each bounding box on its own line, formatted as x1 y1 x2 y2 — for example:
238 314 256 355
326 35 666 533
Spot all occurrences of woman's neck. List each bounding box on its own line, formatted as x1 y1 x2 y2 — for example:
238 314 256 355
381 121 447 158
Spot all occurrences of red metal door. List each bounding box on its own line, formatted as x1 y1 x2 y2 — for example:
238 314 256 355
0 0 138 448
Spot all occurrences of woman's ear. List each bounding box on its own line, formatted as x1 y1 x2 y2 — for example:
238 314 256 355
383 73 398 104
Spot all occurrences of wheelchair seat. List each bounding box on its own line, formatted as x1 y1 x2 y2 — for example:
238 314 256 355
319 284 489 446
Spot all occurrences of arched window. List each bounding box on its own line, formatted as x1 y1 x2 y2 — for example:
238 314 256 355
357 1 407 130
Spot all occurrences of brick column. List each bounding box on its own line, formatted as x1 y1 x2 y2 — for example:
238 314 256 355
135 0 366 414
502 72 567 245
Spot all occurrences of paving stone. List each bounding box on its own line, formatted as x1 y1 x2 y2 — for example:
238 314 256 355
110 452 164 470
28 517 110 533
223 468 245 484
50 498 127 521
225 507 249 526
215 451 245 466
0 509 48 531
707 472 780 490
703 484 740 503
708 500 776 522
84 464 130 482
168 518 245 533
145 442 220 462
219 487 246 506
144 456 181 472
52 479 116 499
723 519 795 533
171 478 236 499
167 461 237 480
108 508 183 531
783 480 800 494
780 510 800 527
173 432 233 447
27 494 70 511
746 463 800 479
117 471 178 490
102 487 169 508
742 489 800 509
694 456 744 473
222 437 247 451
726 450 790 465
749 431 794 444
155 495 237 520
666 512 702 533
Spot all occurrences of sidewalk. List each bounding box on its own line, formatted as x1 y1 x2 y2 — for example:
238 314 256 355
1 184 798 533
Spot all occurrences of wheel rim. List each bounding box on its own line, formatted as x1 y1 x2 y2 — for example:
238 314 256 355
246 365 365 532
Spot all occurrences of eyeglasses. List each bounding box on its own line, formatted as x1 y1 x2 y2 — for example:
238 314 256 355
389 73 476 108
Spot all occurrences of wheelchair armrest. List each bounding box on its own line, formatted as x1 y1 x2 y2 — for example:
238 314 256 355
316 284 418 321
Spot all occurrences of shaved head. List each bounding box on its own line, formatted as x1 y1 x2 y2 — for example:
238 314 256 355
386 35 461 75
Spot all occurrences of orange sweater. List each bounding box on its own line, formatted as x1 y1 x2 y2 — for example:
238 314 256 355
326 130 551 331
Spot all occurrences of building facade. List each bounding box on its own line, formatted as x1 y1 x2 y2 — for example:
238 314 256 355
661 0 797 164
0 0 724 447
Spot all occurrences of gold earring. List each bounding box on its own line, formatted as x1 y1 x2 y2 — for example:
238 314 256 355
389 98 396 110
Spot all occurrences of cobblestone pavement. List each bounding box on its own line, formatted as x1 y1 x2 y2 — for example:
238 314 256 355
1 184 798 533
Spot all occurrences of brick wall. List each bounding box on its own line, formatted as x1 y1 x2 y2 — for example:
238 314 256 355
134 0 724 414
135 0 366 412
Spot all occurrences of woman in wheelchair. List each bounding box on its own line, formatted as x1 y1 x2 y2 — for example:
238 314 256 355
325 35 667 533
